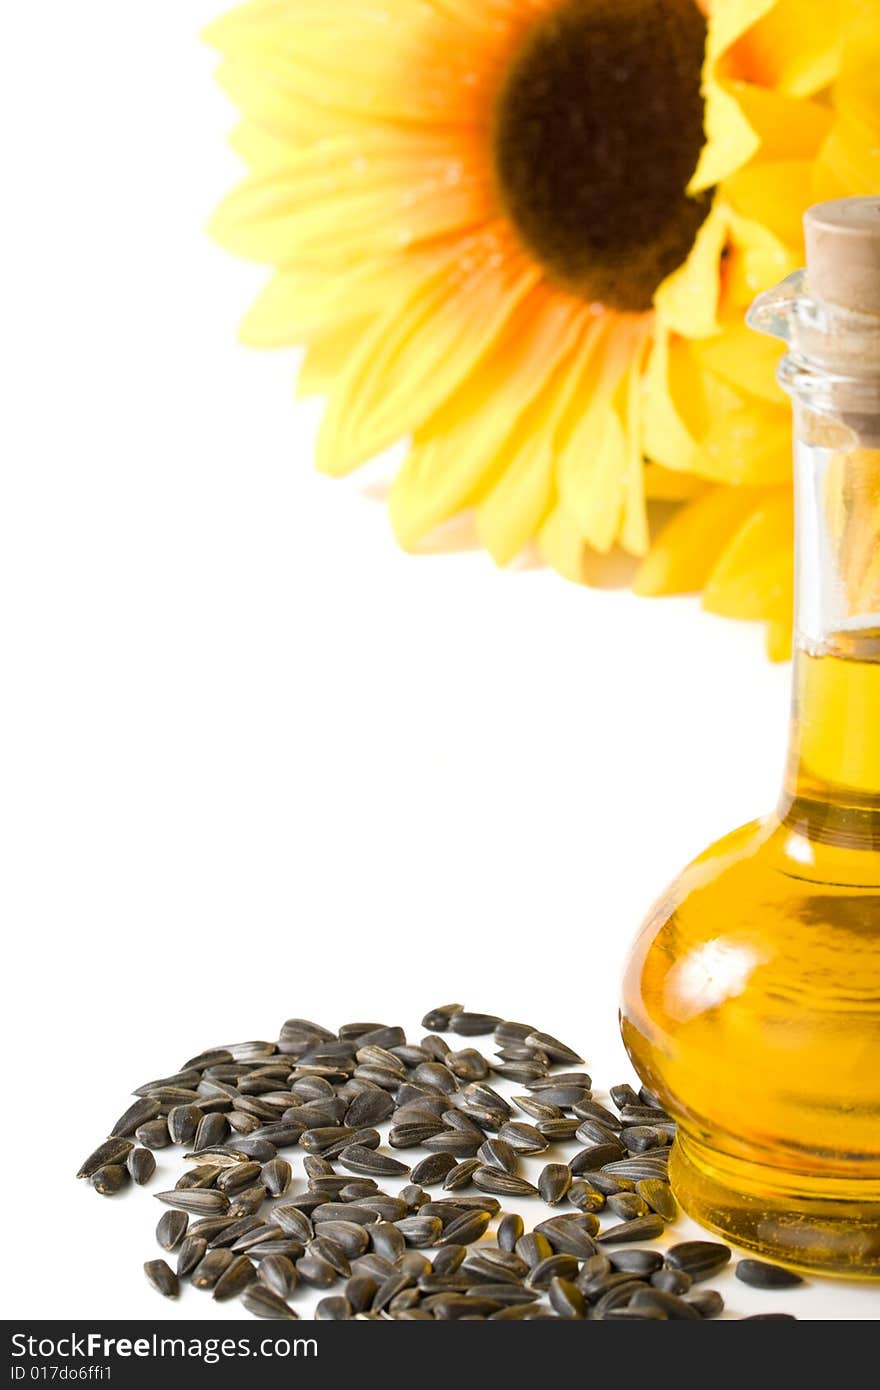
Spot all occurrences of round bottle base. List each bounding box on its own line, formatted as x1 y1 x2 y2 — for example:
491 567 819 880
671 1133 880 1279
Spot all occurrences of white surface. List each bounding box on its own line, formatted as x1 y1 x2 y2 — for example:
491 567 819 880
0 3 875 1322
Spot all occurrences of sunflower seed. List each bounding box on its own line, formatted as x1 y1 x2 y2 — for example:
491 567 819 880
156 1210 189 1251
607 1192 650 1220
261 1158 292 1196
396 1216 444 1247
370 1222 406 1263
443 1158 481 1191
144 1259 178 1299
131 1118 168 1150
665 1240 732 1281
630 1288 701 1320
575 1118 625 1148
477 1139 518 1174
597 1215 666 1244
211 1216 266 1249
422 1132 481 1157
652 1267 692 1294
110 1098 162 1139
91 1165 129 1196
192 1113 230 1152
496 1123 548 1155
449 1013 502 1037
608 1247 664 1276
173 1231 207 1276
524 1031 583 1064
227 1111 261 1135
534 1215 599 1258
436 1210 492 1246
511 1095 562 1123
570 1144 630 1174
241 1284 299 1319
354 1195 408 1222
636 1178 678 1221
568 1180 605 1213
528 1254 580 1290
213 1255 257 1301
77 1137 134 1179
127 1148 156 1185
735 1259 804 1289
216 1162 263 1195
346 1274 378 1312
473 1167 538 1198
410 1153 457 1186
538 1163 572 1205
317 1221 370 1259
537 1119 581 1142
344 1089 395 1129
155 1189 229 1215
549 1277 586 1318
296 1253 337 1289
313 1203 378 1227
687 1289 725 1317
446 1049 490 1081
338 1145 409 1178
166 1105 203 1145
180 1164 225 1191
497 1213 525 1252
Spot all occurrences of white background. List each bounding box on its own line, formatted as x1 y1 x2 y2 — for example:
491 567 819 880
1 3 876 1322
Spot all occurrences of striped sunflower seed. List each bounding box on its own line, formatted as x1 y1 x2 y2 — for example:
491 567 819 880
143 1260 179 1299
156 1210 188 1252
127 1148 156 1186
77 1137 134 1179
473 1167 538 1198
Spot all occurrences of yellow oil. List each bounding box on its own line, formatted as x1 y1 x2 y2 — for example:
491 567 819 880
621 629 880 1276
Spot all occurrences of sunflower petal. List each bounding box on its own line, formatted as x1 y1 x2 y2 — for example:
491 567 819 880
388 291 586 547
210 131 490 267
724 0 846 97
537 504 587 584
692 317 785 405
725 159 814 250
702 488 794 618
634 485 763 596
690 397 792 486
557 320 651 554
814 8 880 198
690 0 776 193
655 201 728 338
318 231 537 476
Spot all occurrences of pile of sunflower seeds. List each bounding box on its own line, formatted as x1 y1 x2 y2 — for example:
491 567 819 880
77 1006 803 1320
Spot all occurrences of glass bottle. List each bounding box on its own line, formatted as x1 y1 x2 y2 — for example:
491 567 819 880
620 198 880 1277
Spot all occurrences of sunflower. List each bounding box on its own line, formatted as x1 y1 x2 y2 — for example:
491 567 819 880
208 0 879 657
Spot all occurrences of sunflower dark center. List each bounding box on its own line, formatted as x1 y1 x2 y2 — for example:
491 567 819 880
493 0 711 312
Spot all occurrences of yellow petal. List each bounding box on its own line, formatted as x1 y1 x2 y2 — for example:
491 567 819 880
702 488 794 618
643 465 710 502
297 318 371 397
474 320 603 566
690 0 776 193
537 504 587 585
556 319 652 555
642 328 703 472
634 485 763 596
317 232 537 477
814 8 880 198
388 291 587 548
207 2 497 127
723 208 799 308
209 131 490 268
475 433 554 567
724 0 846 97
726 82 833 161
655 201 728 339
690 397 792 486
692 317 785 405
724 160 813 251
619 333 653 557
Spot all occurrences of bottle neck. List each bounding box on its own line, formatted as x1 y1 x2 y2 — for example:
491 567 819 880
779 411 880 850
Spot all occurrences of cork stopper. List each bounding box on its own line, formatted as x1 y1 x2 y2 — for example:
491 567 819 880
805 198 880 315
